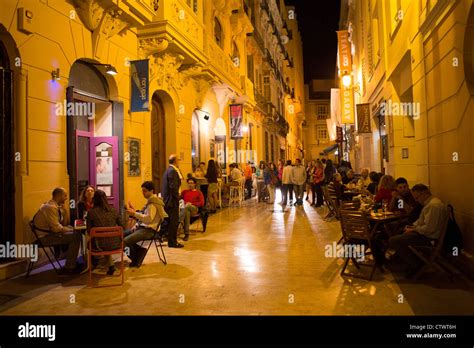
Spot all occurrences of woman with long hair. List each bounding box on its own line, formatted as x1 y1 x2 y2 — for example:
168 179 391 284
374 174 396 203
324 159 337 184
78 185 95 219
86 190 123 275
263 162 278 204
311 160 325 207
205 159 219 213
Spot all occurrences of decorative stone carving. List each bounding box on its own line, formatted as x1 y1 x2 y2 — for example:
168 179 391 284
73 0 104 31
139 37 170 57
98 9 129 38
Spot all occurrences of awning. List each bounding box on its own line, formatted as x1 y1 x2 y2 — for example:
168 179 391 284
321 143 338 155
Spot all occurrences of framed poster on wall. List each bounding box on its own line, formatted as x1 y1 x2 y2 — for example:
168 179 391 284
128 137 141 176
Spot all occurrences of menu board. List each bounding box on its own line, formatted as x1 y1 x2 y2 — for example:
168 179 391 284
128 137 141 176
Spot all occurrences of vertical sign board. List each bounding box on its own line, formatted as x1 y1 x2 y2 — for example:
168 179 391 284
130 59 149 112
337 30 352 74
230 104 243 139
337 30 355 124
356 103 372 133
128 137 141 176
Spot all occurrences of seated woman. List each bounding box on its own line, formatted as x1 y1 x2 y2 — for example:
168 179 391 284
374 174 396 204
77 185 95 219
366 171 380 195
86 190 124 275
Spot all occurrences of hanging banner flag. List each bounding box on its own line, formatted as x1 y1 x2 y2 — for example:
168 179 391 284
336 126 343 143
130 59 149 112
341 84 355 124
337 30 352 74
229 104 243 139
356 103 372 133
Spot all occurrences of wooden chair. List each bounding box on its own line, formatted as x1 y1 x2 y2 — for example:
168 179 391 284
323 184 339 220
26 220 64 277
339 209 378 281
88 226 124 287
229 178 244 207
408 210 451 280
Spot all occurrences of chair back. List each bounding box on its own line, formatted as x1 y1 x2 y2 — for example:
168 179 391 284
89 226 124 253
325 183 341 218
340 201 360 211
339 209 371 242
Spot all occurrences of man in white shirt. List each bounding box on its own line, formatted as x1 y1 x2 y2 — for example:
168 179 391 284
291 159 307 206
281 160 294 208
387 184 448 276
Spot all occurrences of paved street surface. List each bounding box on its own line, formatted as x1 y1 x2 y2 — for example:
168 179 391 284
0 196 473 315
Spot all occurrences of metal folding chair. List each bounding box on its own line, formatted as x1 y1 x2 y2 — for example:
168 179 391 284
139 222 167 265
26 221 64 277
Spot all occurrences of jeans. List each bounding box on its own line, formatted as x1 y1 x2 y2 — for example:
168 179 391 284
266 184 275 203
180 203 199 234
40 231 82 269
124 227 154 261
293 184 305 204
281 184 292 207
245 179 253 199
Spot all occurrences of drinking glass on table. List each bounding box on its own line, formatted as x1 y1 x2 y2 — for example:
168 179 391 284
382 199 388 215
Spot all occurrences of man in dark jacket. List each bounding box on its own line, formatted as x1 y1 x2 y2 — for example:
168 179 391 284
162 154 184 248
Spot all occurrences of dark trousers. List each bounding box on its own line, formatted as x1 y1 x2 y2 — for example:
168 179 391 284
389 232 435 269
165 204 180 245
281 184 292 207
311 183 324 206
245 179 252 199
288 184 294 201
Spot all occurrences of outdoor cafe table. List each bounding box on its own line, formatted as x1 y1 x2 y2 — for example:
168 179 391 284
366 211 405 237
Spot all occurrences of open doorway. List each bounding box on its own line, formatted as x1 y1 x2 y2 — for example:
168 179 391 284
0 33 15 248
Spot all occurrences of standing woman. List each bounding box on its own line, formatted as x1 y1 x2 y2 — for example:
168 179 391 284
324 159 337 184
86 190 124 275
305 161 315 201
205 159 219 213
78 185 95 219
256 161 266 202
264 162 278 204
312 160 325 207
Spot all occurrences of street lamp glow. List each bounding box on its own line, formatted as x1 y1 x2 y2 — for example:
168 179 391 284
342 73 352 88
242 126 249 133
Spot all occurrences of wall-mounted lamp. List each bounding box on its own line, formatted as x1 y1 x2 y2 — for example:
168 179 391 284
341 72 352 88
195 108 210 120
84 62 118 75
242 126 249 133
51 68 60 81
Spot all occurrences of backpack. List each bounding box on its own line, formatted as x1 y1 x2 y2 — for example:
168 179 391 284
443 204 463 255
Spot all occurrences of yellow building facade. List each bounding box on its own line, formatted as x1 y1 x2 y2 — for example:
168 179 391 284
340 0 474 268
0 0 304 257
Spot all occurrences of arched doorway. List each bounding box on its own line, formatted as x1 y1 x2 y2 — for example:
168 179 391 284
191 112 200 171
67 59 123 217
151 93 167 193
0 25 17 248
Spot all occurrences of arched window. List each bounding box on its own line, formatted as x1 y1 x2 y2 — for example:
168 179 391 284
232 41 240 67
214 17 223 48
191 112 200 170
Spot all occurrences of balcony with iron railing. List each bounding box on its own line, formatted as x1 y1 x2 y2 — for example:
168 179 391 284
203 39 242 92
138 0 206 63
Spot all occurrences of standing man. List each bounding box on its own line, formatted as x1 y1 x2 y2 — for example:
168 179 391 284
162 154 184 248
281 160 294 208
292 159 307 206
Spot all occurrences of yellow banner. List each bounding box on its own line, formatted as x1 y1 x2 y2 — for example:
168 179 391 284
337 30 352 73
341 84 355 124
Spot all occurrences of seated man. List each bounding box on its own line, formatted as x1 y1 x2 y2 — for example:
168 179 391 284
342 169 357 186
224 163 243 197
356 169 371 191
389 177 423 218
125 181 168 267
386 184 448 276
32 187 83 274
180 177 208 241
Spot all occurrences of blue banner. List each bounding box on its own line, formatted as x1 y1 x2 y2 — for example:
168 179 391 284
130 59 149 112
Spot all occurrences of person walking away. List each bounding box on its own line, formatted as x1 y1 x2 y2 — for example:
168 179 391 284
263 162 278 204
281 160 293 208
